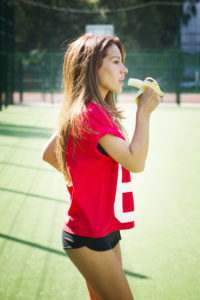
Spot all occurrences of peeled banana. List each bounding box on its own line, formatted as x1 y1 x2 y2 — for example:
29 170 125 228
128 77 164 105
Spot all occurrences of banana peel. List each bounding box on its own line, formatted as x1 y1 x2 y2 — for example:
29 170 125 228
128 77 164 105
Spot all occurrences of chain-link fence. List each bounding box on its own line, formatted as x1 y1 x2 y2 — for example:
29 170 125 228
13 51 200 101
0 0 14 110
1 1 200 109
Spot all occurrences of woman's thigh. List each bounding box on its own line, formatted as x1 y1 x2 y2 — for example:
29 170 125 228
113 242 122 266
65 246 133 300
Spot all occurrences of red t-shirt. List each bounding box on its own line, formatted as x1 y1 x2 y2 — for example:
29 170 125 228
63 102 134 237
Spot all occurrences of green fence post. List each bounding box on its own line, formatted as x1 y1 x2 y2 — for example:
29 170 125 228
50 1 55 104
176 4 182 105
0 0 2 110
0 50 2 110
176 53 181 105
0 0 14 110
195 54 200 93
6 0 11 108
42 61 46 101
5 0 9 108
10 3 14 105
19 55 23 103
0 0 6 110
50 52 54 104
5 49 8 108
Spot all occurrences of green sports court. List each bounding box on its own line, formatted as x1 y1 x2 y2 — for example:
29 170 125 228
0 101 200 299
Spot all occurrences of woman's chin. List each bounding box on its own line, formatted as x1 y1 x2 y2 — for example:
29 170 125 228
117 87 123 93
111 87 122 94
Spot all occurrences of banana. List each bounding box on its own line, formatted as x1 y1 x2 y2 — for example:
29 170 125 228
128 77 164 105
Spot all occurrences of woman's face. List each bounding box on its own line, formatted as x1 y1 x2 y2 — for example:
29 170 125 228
97 44 128 98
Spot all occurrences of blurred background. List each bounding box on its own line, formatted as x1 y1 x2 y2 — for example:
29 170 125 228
0 0 200 107
0 0 200 106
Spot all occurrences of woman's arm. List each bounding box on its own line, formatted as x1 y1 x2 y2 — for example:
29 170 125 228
99 88 160 173
42 131 60 172
43 89 159 174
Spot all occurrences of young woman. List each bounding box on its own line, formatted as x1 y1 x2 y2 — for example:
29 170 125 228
42 33 160 300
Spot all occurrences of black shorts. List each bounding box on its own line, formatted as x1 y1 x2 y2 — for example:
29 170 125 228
62 230 121 252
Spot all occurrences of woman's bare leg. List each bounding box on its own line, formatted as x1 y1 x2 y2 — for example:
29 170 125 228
65 244 133 300
113 242 123 266
85 242 123 299
86 280 102 300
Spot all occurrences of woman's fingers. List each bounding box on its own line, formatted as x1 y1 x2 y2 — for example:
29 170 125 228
138 88 160 112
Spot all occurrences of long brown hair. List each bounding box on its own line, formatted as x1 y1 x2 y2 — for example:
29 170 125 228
56 33 127 184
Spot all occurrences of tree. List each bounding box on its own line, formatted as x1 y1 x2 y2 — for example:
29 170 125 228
9 0 200 52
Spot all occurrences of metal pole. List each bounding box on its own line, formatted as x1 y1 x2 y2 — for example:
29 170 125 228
115 11 118 37
19 55 23 103
0 0 3 110
176 5 181 105
5 0 9 108
10 3 14 105
195 54 199 93
50 0 55 104
42 61 46 101
1 0 6 109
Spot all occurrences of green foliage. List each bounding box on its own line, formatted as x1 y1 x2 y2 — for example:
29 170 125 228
22 49 47 66
9 0 199 52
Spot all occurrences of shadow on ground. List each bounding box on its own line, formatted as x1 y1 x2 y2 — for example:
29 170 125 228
0 233 150 279
0 123 52 139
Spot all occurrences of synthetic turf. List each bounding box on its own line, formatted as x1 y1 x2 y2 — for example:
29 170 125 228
0 103 199 300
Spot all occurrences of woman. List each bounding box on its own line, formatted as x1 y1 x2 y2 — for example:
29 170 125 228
42 34 160 300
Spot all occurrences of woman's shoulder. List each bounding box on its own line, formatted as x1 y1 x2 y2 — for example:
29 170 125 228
86 101 110 119
85 102 120 133
86 101 104 111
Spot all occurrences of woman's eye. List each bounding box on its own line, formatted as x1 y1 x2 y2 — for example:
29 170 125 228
114 60 120 64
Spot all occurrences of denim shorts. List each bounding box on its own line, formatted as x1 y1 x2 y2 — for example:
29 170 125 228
62 230 121 252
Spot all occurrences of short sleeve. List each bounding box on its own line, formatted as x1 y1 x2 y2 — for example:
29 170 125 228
85 103 124 146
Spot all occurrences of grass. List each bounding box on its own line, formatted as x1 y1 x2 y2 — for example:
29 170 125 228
0 102 200 300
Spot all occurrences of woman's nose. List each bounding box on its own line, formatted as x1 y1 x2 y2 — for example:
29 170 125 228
121 65 128 74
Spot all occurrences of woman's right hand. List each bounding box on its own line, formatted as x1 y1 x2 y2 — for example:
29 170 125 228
137 88 160 113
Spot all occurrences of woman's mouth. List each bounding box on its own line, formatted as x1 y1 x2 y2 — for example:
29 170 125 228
119 79 124 85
